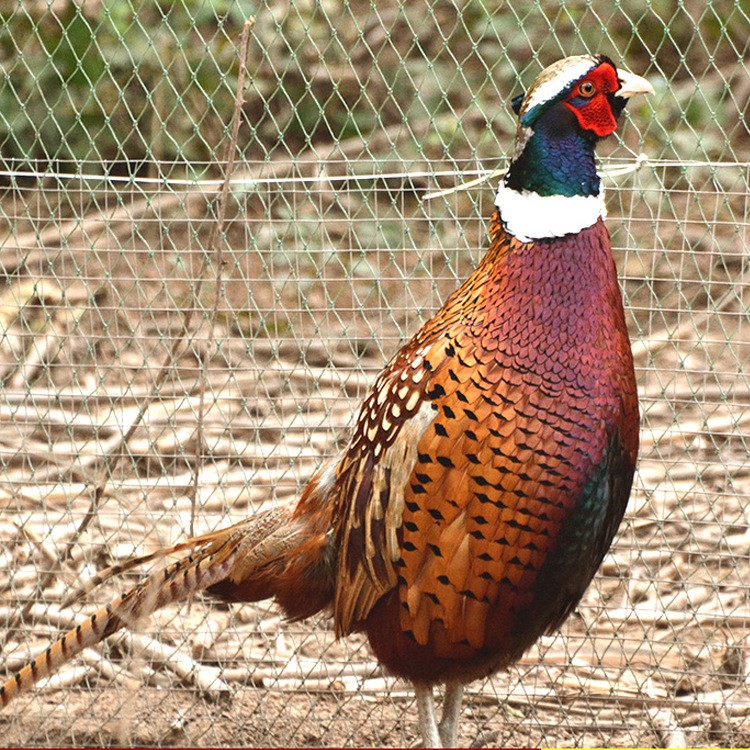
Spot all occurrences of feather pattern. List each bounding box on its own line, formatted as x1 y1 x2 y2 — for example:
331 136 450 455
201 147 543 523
339 212 638 683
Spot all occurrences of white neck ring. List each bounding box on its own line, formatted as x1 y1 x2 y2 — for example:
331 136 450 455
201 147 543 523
494 182 606 243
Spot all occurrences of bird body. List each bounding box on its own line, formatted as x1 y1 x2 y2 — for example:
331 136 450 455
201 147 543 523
1 54 651 747
355 214 639 687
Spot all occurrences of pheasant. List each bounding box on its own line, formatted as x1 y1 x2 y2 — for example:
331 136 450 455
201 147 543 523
1 54 651 747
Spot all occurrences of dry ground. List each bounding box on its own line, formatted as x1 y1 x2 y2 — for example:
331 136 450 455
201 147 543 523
1 160 750 747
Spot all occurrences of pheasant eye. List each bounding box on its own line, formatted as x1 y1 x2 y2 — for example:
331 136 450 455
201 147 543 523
578 81 596 98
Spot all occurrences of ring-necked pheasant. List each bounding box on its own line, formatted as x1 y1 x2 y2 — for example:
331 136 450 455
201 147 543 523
1 54 651 747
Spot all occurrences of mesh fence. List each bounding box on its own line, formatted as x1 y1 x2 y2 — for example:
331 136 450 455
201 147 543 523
0 0 749 747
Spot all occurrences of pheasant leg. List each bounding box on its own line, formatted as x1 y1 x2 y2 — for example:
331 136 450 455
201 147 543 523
438 683 464 747
415 683 442 747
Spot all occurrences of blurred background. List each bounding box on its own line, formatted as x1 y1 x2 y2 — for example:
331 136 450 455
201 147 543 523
0 0 749 747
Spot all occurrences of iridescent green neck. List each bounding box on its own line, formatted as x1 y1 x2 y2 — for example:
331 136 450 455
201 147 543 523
505 116 601 198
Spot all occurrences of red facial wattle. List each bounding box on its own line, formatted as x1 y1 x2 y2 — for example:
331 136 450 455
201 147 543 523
564 63 620 137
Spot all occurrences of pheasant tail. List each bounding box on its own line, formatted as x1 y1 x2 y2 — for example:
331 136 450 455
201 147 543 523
0 504 299 707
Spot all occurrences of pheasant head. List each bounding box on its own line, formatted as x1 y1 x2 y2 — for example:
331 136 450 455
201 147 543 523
497 54 653 241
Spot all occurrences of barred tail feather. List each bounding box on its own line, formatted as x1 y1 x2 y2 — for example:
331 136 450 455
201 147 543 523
0 542 239 708
60 531 236 609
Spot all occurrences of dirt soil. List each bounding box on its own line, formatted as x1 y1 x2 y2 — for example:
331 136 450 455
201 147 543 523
2 164 750 747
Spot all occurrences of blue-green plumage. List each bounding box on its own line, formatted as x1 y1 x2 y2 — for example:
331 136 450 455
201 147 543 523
505 104 602 197
527 429 636 635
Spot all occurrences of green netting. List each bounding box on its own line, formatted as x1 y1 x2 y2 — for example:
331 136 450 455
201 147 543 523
0 1 749 747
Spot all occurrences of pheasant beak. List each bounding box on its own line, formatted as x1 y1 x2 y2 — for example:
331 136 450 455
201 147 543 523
615 69 654 99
